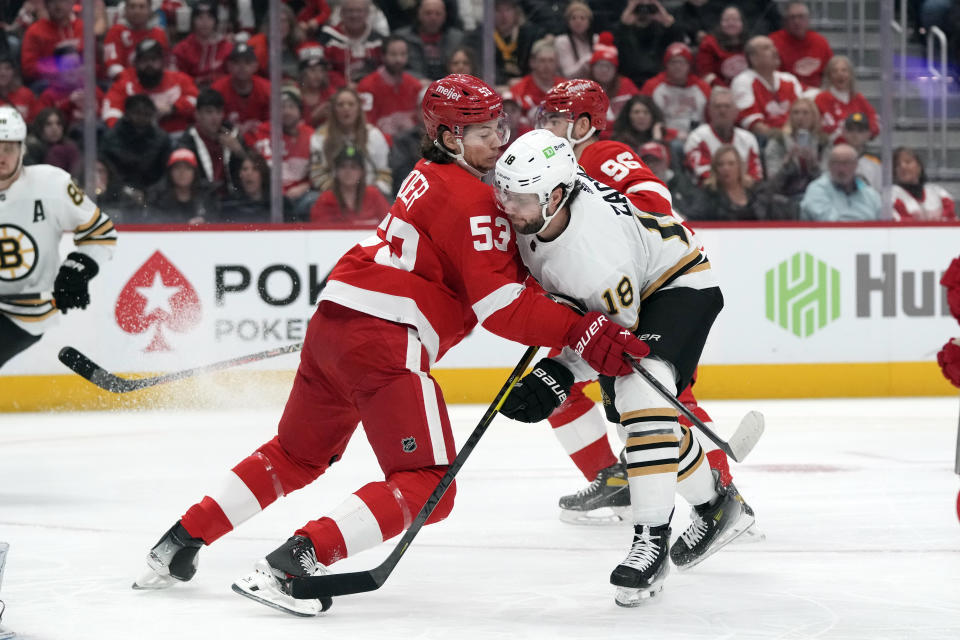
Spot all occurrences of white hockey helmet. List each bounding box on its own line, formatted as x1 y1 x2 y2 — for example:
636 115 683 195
494 129 579 234
0 106 27 143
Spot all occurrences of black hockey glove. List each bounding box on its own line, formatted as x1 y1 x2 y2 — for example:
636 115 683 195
500 358 574 423
54 252 99 313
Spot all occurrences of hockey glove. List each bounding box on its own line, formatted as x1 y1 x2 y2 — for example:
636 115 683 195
501 358 574 423
54 252 100 313
565 311 650 377
938 338 960 388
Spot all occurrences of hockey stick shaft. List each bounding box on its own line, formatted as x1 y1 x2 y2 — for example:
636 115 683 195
628 357 762 463
58 343 303 393
290 344 541 599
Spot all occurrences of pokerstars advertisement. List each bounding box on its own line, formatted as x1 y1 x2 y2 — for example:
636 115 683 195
3 225 960 378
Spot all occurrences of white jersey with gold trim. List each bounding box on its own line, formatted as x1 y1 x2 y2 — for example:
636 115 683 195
0 164 117 334
517 169 716 374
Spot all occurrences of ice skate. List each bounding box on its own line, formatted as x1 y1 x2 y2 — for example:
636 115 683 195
610 524 671 607
132 521 204 590
232 535 333 617
558 460 630 525
670 480 754 571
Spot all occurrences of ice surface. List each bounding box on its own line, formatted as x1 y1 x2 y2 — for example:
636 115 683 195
1 397 959 639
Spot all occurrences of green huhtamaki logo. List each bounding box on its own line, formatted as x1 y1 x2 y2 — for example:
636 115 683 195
765 252 840 337
542 147 555 158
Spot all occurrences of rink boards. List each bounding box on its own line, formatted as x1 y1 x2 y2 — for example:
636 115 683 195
2 222 959 410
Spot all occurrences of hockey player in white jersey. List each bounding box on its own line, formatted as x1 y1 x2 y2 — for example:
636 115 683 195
495 129 750 606
0 106 117 368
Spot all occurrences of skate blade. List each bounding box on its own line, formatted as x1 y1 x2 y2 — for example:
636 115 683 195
614 582 664 608
731 523 766 544
232 563 324 618
559 506 630 526
675 513 756 572
132 567 179 590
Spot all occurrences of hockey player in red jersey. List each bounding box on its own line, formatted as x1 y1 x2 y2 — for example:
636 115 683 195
132 74 650 617
532 79 756 533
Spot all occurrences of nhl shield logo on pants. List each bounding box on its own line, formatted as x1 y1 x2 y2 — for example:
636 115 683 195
401 437 417 453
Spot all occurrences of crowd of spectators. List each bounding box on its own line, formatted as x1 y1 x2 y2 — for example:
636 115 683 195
0 0 955 225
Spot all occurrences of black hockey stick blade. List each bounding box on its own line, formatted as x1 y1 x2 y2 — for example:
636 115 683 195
290 344 541 599
58 343 304 393
628 357 764 463
0 291 51 302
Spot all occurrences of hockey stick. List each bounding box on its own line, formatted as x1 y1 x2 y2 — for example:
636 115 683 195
628 357 764 463
0 291 52 302
58 343 304 393
289 345 541 599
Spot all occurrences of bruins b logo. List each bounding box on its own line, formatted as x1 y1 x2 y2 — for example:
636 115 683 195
0 224 38 281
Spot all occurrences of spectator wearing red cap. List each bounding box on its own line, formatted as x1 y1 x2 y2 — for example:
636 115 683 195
172 1 232 87
554 1 598 79
20 0 84 86
640 42 710 140
588 32 641 128
731 35 803 136
769 1 833 90
815 55 879 143
637 140 700 216
891 147 957 222
250 88 318 219
613 0 684 88
298 44 345 128
319 0 385 84
684 87 762 185
695 6 748 88
103 38 199 135
356 35 424 139
211 43 272 140
395 0 466 81
146 147 219 224
38 50 103 134
103 0 169 80
0 53 41 123
507 36 565 121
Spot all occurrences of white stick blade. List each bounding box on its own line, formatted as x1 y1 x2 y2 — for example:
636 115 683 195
728 411 765 462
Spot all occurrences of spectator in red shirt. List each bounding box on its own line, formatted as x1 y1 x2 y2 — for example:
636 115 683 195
640 42 710 140
103 38 199 135
815 54 879 143
251 87 317 219
20 0 83 87
172 1 232 88
356 35 424 139
298 45 345 128
891 147 957 222
103 0 169 80
507 36 564 121
212 43 271 141
769 1 833 89
249 4 308 82
731 35 803 136
0 53 41 123
588 32 641 128
319 0 385 84
310 144 389 226
39 49 102 134
695 6 748 88
297 0 332 39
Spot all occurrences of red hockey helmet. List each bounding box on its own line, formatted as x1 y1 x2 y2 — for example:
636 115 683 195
422 74 504 141
539 79 610 134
